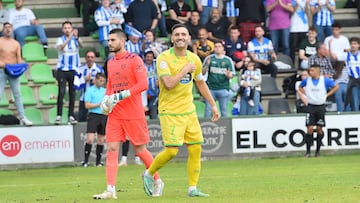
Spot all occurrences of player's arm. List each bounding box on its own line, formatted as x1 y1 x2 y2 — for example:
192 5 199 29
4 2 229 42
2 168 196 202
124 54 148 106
15 41 23 63
325 78 339 98
128 56 149 95
298 80 308 105
195 79 220 122
160 63 196 90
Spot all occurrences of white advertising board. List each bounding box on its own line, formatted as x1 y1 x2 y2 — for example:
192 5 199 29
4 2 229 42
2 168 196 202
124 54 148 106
0 125 74 164
232 114 360 153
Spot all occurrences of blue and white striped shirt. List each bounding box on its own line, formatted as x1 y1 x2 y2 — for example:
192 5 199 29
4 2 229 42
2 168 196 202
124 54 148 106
56 36 81 71
310 0 335 26
78 63 104 101
111 2 127 29
145 60 159 97
247 37 274 61
339 51 360 79
225 0 239 17
199 0 218 7
125 40 142 56
95 6 115 41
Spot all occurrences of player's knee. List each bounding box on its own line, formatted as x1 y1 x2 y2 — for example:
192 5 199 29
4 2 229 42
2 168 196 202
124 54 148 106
165 147 179 158
187 144 201 154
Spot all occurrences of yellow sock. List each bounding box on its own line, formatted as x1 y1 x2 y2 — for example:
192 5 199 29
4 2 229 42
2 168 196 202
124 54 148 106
148 147 178 176
187 144 201 187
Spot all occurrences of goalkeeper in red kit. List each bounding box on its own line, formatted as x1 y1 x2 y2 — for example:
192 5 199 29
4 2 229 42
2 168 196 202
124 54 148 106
93 28 163 200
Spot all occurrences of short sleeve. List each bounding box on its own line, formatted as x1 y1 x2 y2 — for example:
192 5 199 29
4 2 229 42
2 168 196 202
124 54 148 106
156 53 171 78
56 37 63 49
247 41 255 53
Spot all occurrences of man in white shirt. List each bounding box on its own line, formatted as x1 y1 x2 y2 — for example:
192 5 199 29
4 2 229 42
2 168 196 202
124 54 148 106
324 22 350 60
8 0 48 48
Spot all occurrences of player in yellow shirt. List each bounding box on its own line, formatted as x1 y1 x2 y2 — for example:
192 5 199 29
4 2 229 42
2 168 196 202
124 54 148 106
142 24 220 197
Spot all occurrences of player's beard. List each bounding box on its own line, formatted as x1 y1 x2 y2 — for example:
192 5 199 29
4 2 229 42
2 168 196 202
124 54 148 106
110 46 122 54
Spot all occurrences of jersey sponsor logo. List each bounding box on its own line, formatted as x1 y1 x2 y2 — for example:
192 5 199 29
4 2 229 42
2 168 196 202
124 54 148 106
180 72 192 84
159 61 167 69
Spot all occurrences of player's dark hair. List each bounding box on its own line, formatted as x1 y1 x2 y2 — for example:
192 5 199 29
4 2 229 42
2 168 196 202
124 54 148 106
171 24 188 34
109 28 127 39
310 63 321 69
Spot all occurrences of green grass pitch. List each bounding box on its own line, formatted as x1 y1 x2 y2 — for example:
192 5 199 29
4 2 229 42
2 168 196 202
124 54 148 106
1 153 360 203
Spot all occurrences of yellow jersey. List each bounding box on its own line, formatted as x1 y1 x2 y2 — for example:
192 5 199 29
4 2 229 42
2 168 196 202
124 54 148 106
156 48 203 115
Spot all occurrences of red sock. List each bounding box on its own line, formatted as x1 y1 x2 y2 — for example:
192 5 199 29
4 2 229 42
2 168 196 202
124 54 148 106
106 151 119 186
137 149 160 180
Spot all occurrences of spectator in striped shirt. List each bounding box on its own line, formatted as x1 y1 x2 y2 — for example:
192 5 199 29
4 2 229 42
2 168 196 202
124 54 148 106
144 51 159 119
95 0 123 58
78 51 104 122
310 0 336 42
247 25 278 78
224 0 239 26
55 21 82 125
333 37 360 111
125 34 142 56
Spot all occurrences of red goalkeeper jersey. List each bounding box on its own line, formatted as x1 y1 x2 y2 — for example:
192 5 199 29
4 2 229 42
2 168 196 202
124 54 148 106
105 51 148 119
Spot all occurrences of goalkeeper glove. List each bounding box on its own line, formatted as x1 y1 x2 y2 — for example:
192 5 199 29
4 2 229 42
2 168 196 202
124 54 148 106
100 95 110 115
115 90 131 100
107 90 131 113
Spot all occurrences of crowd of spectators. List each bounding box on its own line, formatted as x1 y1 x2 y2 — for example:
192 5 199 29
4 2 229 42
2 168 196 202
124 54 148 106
2 0 360 125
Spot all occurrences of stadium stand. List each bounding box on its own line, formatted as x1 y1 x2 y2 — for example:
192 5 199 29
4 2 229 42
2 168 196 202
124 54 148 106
267 98 291 114
17 86 37 106
1 0 357 119
260 75 282 97
22 42 48 62
0 108 13 115
38 84 58 105
0 93 9 107
48 107 68 124
45 48 58 59
24 107 44 125
30 63 56 84
275 53 297 74
19 73 28 84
